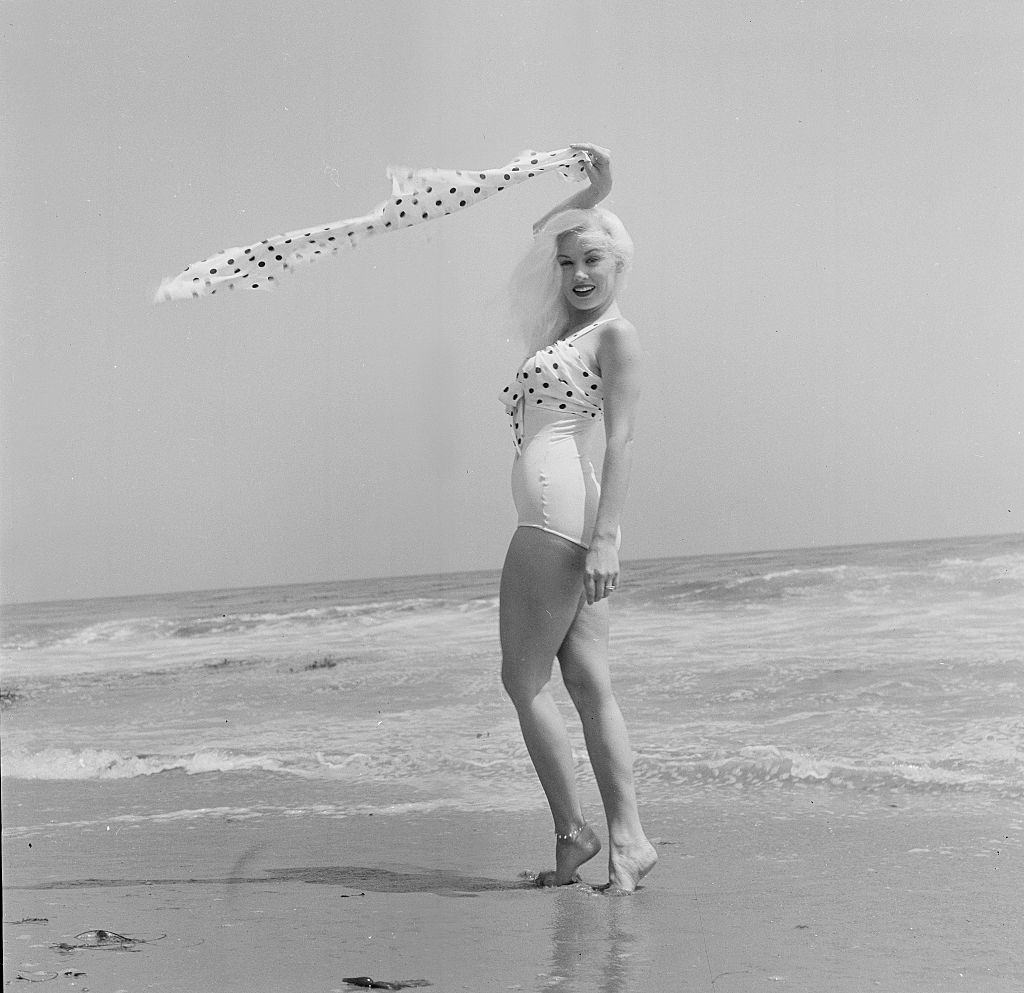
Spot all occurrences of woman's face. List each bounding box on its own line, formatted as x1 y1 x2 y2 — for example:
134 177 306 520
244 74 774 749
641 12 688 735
556 230 619 316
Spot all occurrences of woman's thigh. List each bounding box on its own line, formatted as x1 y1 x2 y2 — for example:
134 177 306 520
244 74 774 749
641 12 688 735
500 527 587 694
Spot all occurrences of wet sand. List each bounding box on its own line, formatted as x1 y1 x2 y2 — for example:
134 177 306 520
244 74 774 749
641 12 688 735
3 777 1022 992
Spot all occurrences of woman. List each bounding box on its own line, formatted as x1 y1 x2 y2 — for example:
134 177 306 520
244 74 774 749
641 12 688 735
499 143 657 893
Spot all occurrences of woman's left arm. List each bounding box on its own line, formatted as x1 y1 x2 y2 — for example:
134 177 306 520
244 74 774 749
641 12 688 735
584 320 643 604
532 143 613 235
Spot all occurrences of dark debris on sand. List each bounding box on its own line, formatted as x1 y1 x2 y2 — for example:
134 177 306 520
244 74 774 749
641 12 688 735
342 979 431 990
52 929 164 953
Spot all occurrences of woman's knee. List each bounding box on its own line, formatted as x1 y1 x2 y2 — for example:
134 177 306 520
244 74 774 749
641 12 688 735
501 655 552 706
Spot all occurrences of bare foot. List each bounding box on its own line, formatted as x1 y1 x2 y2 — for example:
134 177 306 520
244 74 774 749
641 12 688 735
536 824 602 887
602 837 658 894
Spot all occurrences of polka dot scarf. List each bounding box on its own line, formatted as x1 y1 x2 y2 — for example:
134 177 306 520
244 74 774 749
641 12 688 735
155 147 591 303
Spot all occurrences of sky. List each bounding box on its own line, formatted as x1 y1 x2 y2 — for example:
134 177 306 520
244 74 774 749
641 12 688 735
1 0 1021 604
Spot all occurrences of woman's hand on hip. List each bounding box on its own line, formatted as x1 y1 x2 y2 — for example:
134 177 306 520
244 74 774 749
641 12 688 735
584 537 620 605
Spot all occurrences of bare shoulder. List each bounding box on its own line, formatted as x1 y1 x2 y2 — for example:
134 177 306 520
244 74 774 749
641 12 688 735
595 317 642 361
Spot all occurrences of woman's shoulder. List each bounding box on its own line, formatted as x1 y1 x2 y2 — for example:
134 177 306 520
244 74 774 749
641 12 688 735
594 316 640 354
596 315 637 337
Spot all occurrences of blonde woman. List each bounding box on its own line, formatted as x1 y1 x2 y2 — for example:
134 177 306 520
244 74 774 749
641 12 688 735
499 144 657 893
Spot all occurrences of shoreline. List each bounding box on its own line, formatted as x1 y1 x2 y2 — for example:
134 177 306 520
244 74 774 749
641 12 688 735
4 779 1022 992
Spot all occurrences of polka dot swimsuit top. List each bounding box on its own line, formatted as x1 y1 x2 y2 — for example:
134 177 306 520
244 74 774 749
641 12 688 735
500 320 609 453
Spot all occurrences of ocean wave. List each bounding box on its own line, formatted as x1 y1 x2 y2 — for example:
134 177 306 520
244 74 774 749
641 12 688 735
0 747 294 780
5 743 1019 802
656 564 861 607
934 553 1024 591
633 744 1024 799
648 546 1024 610
2 595 497 652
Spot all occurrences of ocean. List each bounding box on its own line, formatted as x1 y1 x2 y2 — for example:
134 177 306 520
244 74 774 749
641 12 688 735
2 533 1022 835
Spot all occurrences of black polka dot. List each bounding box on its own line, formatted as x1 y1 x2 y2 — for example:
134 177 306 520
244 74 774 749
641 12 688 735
258 261 266 267
209 268 217 274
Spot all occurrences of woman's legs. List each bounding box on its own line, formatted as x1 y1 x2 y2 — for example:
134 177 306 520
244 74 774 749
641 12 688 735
500 526 602 884
557 603 658 892
500 525 656 890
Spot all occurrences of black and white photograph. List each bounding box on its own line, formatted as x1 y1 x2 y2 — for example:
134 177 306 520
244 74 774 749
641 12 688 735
2 2 1022 989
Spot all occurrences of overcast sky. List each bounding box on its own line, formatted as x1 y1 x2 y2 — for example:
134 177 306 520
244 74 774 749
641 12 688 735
2 0 1021 603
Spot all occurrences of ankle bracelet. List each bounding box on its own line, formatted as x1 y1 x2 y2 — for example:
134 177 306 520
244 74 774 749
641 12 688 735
555 823 586 842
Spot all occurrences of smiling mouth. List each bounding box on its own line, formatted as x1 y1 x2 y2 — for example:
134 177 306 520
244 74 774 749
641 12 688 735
572 285 596 297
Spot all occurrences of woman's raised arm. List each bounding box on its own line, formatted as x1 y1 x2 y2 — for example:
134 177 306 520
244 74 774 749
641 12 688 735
532 143 614 234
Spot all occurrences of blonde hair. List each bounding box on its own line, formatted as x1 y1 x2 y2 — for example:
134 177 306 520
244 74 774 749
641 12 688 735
507 207 634 354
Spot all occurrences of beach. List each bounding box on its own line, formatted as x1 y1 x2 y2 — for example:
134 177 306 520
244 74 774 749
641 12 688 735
4 783 1020 991
3 534 1023 990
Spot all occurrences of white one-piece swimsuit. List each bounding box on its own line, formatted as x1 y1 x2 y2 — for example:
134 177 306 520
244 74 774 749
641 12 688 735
499 319 613 549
